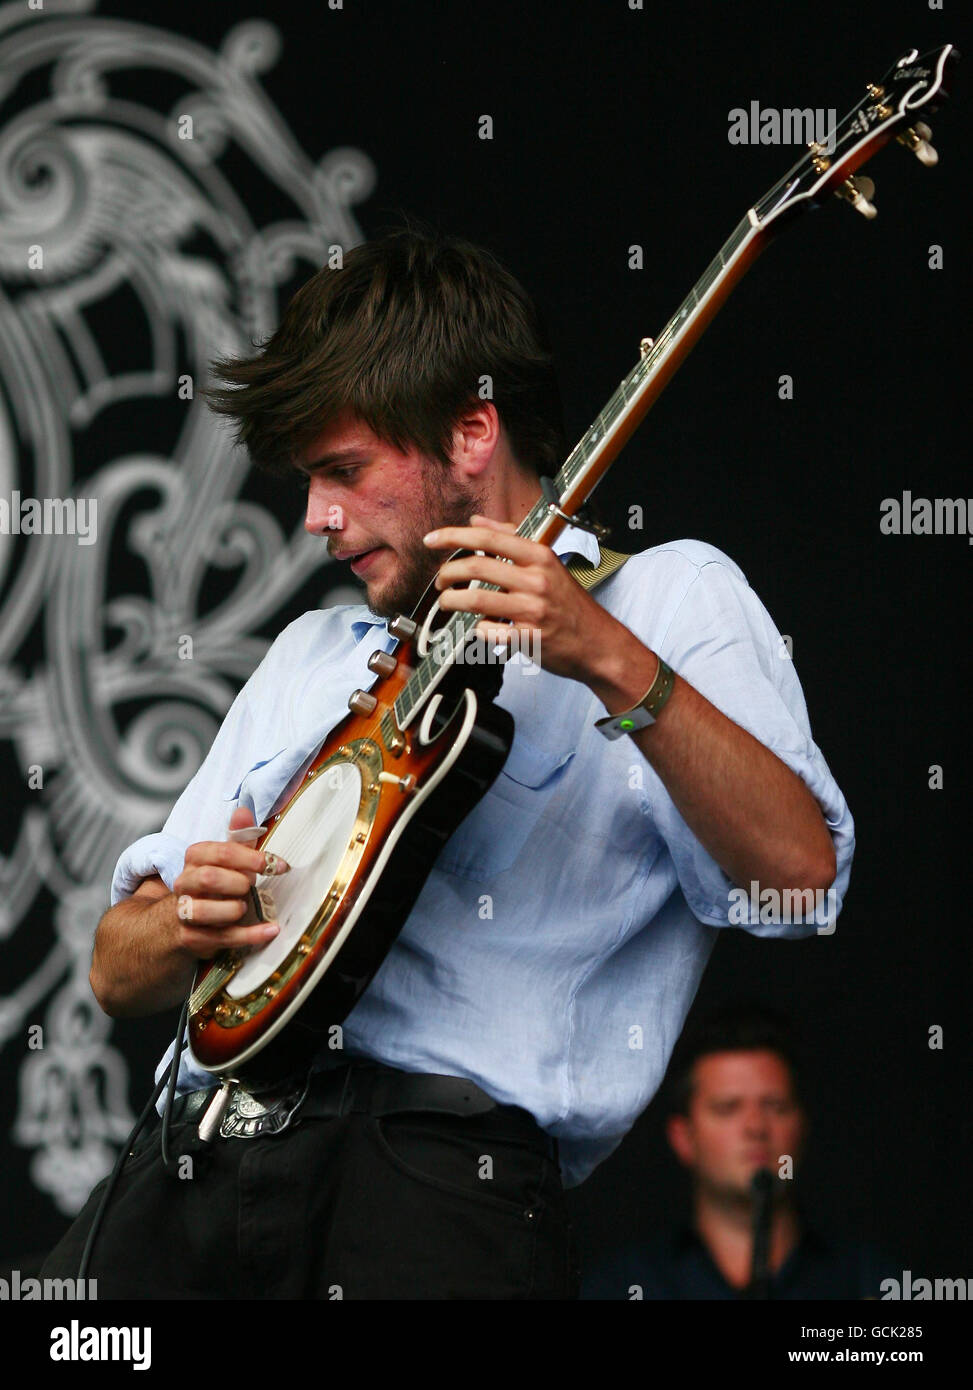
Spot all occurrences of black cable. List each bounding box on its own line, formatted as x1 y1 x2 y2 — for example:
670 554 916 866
160 996 190 1175
77 996 190 1281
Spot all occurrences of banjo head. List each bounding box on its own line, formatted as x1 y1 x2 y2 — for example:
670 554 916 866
189 739 384 1049
227 754 365 997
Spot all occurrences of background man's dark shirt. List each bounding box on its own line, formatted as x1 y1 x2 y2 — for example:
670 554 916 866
582 1223 899 1299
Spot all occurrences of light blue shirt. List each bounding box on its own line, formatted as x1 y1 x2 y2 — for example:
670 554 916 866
112 527 854 1187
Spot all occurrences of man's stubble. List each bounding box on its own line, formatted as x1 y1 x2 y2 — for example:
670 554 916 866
366 465 488 621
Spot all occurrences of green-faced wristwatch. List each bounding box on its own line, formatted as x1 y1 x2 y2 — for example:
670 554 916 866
594 656 675 740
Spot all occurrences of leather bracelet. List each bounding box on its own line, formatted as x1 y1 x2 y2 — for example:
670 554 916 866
594 656 675 740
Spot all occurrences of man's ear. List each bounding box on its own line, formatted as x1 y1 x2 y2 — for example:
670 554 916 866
449 402 500 477
666 1113 696 1168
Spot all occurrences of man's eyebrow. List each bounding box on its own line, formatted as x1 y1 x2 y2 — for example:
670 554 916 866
297 448 366 474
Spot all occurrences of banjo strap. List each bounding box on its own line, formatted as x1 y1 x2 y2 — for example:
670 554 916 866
564 545 632 591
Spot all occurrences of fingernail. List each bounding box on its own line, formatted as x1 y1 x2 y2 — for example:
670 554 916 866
423 531 439 544
261 922 279 938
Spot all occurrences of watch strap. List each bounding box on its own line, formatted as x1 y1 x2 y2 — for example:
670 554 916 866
594 657 675 740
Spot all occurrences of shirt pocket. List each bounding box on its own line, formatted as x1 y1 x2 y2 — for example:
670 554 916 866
433 731 577 881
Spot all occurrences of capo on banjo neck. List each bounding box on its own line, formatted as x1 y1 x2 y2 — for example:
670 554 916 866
538 474 611 542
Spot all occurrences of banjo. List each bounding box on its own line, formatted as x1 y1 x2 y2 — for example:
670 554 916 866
188 44 956 1080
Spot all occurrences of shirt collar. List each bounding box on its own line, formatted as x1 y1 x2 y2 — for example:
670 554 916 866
348 522 602 641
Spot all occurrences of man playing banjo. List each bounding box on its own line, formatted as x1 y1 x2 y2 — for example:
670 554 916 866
43 226 853 1299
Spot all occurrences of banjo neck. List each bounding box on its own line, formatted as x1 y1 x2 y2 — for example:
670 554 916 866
393 42 956 725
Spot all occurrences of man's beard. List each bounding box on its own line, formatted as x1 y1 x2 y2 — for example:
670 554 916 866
365 468 488 621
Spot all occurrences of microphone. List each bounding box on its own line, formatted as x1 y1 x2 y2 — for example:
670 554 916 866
746 1167 774 1299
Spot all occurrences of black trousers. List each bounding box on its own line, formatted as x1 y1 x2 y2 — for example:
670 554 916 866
41 1066 581 1299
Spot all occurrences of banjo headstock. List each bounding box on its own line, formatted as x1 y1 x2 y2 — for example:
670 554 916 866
753 44 958 227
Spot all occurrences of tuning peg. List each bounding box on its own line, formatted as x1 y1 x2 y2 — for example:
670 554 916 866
348 688 378 715
897 122 938 167
387 614 417 640
836 175 877 219
367 649 397 676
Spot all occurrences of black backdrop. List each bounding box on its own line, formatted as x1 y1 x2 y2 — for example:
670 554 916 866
0 0 968 1294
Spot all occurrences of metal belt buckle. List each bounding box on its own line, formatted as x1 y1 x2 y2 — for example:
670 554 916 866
219 1074 311 1140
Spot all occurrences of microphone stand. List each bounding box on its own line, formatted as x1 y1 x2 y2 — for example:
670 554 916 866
745 1167 774 1299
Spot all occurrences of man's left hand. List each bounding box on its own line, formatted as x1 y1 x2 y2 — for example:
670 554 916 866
423 513 639 686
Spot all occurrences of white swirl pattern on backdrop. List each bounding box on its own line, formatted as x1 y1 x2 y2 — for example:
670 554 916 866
0 1 375 1214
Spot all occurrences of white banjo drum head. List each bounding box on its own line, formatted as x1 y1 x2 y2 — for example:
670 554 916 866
225 761 363 999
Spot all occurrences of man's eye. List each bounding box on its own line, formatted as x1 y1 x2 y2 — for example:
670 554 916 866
300 466 358 488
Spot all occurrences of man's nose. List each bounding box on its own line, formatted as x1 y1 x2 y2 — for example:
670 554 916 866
304 479 344 538
743 1105 770 1134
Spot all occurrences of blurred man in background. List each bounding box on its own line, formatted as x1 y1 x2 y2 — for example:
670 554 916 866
583 1005 898 1299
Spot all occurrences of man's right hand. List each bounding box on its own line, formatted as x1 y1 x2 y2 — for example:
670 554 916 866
90 807 289 1018
170 806 288 960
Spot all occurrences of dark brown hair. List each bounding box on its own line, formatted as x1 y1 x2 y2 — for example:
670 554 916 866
664 1004 806 1116
202 219 566 478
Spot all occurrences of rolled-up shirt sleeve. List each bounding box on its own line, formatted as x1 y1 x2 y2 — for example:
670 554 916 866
109 681 260 905
111 831 195 903
634 550 854 937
